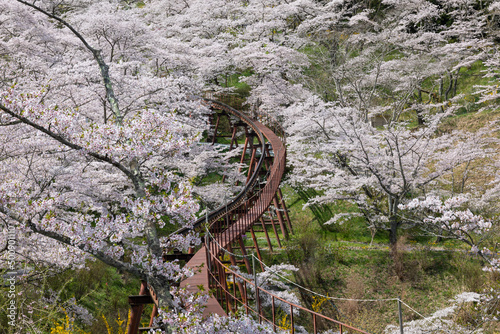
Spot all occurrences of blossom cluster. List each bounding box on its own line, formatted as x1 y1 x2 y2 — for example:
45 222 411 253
399 195 499 272
153 287 279 334
400 195 492 235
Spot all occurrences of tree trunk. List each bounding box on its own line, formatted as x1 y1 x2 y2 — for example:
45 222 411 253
148 276 174 334
439 77 443 101
445 72 453 101
388 196 400 246
416 89 424 125
453 68 460 97
389 215 399 246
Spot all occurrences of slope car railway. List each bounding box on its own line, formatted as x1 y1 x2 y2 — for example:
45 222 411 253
126 96 370 334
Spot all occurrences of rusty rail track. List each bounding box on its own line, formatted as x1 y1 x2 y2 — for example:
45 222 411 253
127 95 370 334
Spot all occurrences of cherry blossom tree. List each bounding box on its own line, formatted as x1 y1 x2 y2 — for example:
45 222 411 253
282 0 500 245
399 195 499 271
0 2 224 332
2 0 500 332
285 96 497 245
0 0 306 331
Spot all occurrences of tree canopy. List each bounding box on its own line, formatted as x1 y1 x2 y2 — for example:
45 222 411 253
1 0 500 333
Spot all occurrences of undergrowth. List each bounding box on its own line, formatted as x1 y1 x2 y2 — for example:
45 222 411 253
269 185 500 333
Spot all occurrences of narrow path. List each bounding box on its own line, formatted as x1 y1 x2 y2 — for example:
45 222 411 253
180 247 226 316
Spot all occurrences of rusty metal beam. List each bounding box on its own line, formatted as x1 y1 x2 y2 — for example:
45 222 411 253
126 281 148 334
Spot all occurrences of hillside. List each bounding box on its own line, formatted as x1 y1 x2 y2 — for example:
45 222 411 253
0 0 499 333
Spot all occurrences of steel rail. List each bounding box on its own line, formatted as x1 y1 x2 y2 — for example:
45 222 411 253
170 97 268 237
201 99 370 333
140 95 371 334
206 247 371 334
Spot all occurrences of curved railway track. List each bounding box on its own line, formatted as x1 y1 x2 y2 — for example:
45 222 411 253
127 96 370 334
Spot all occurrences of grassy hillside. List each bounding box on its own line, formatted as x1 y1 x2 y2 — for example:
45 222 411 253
261 186 498 333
